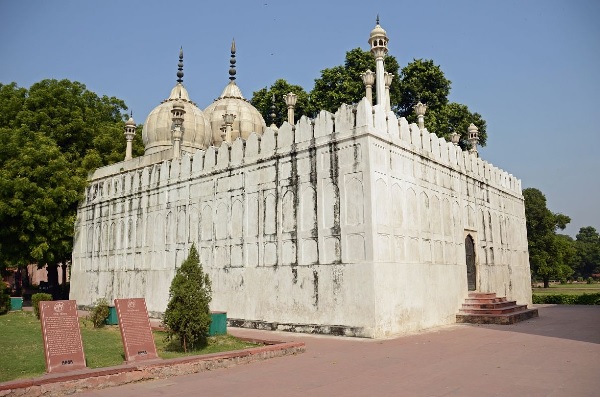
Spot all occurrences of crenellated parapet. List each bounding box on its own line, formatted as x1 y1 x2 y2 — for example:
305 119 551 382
85 98 522 205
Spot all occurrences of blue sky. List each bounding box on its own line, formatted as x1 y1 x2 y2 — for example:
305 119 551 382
1 0 598 237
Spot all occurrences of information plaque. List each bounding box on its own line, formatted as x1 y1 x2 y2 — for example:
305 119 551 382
39 300 87 373
115 298 159 363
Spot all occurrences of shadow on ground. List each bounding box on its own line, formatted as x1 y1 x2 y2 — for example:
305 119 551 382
459 304 600 344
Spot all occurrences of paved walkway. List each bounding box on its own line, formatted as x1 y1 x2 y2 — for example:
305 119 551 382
77 305 599 397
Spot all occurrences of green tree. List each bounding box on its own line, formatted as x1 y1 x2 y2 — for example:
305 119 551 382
397 58 450 117
0 130 84 276
398 59 487 147
163 244 212 352
0 82 27 129
573 226 600 278
435 102 488 149
309 48 401 113
308 53 487 146
0 80 144 285
251 79 311 126
523 188 573 287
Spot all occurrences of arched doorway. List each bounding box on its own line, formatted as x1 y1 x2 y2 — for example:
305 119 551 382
465 234 476 291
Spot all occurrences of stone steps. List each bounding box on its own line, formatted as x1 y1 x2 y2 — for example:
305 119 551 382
456 292 538 325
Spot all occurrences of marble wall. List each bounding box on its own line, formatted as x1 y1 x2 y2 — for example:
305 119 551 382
70 99 530 338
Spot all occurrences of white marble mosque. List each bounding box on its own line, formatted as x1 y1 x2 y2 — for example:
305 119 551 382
70 20 533 338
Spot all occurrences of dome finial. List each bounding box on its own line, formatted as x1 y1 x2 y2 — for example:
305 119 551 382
229 38 237 81
270 93 277 125
376 14 379 25
177 47 184 84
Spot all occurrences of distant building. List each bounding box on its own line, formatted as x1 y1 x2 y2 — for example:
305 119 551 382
70 21 533 338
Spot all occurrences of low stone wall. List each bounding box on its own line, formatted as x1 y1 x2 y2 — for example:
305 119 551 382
0 340 305 397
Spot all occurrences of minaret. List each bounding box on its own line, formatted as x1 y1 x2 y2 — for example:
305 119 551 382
124 113 136 161
171 100 185 159
384 72 393 112
368 16 389 107
222 113 236 143
468 123 480 155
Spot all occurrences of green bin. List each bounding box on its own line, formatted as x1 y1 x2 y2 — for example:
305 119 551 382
209 311 227 336
105 306 118 325
10 297 23 311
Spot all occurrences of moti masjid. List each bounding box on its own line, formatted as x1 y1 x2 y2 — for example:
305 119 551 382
70 21 536 338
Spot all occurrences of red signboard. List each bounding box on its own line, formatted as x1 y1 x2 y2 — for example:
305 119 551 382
39 300 87 373
115 298 159 363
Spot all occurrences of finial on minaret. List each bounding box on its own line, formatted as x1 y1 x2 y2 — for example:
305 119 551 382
283 92 297 125
361 69 375 105
177 47 184 84
414 101 427 130
229 39 237 81
376 14 379 25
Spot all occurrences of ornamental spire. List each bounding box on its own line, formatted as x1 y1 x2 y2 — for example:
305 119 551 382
177 47 184 84
229 39 237 81
270 93 277 125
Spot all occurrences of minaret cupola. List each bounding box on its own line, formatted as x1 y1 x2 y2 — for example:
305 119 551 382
368 16 389 106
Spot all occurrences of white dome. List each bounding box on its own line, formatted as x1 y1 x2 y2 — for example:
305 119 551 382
369 24 387 39
204 81 266 146
142 83 212 155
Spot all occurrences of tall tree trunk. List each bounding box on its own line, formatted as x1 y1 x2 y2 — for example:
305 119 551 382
22 265 29 288
46 263 60 299
543 276 550 288
61 263 67 285
46 263 59 286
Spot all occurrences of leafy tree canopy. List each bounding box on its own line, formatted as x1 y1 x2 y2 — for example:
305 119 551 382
397 59 487 148
397 58 450 117
251 79 311 127
573 226 600 278
0 79 143 274
309 48 401 114
523 188 573 287
163 244 212 352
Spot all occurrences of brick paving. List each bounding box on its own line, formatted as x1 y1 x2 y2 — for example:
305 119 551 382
74 305 599 397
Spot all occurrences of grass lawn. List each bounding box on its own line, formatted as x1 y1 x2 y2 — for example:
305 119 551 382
0 311 259 383
532 283 600 296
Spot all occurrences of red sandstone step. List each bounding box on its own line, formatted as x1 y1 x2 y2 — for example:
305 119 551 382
468 292 497 299
461 300 517 310
464 297 507 304
456 308 539 325
458 304 528 315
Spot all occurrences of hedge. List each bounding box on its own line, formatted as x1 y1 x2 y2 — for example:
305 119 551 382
532 293 600 305
32 293 53 319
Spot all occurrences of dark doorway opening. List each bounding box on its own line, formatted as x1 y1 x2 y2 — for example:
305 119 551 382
465 234 476 291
